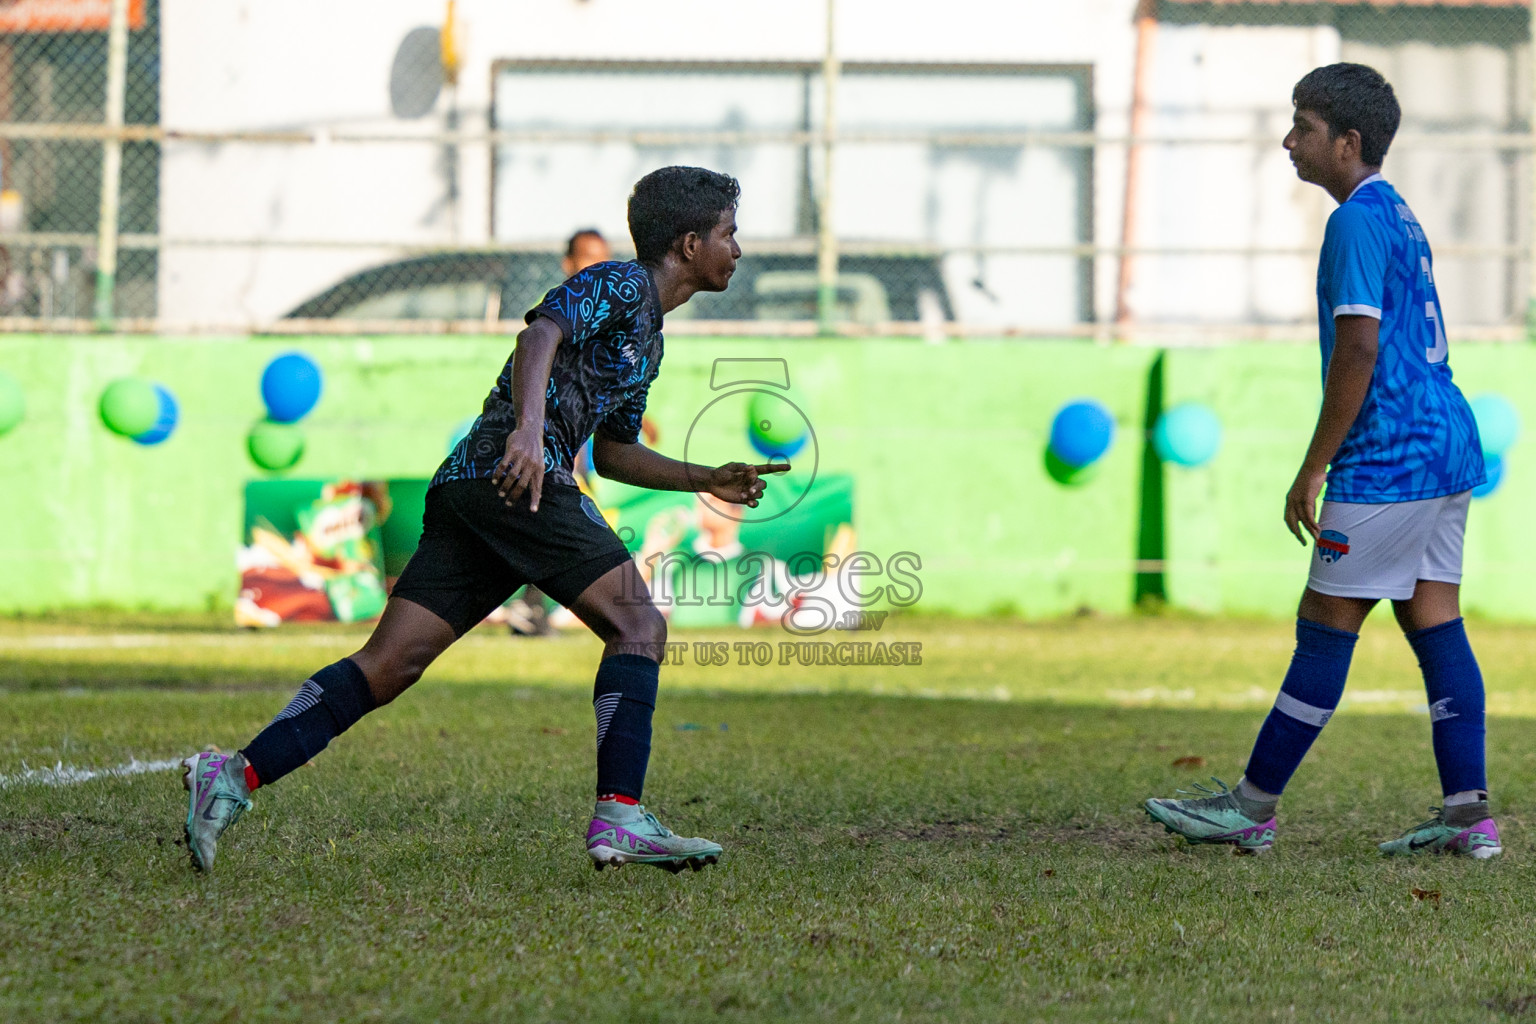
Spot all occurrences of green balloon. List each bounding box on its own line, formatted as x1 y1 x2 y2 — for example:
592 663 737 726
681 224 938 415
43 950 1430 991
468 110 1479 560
0 371 23 436
1044 447 1099 487
247 420 306 471
99 378 159 437
748 391 805 445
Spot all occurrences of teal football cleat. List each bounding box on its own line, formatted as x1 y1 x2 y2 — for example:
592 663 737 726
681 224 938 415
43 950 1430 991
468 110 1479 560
1378 806 1501 859
181 751 252 872
585 800 722 873
1145 779 1277 853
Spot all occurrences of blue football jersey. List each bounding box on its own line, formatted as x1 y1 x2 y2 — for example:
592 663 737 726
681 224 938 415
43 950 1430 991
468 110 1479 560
1316 175 1485 503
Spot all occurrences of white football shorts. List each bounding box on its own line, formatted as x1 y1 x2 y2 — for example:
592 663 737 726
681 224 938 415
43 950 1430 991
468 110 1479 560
1307 490 1472 601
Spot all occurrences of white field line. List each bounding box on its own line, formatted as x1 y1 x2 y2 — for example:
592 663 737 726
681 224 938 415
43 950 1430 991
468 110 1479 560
0 631 519 651
0 633 355 650
0 757 184 789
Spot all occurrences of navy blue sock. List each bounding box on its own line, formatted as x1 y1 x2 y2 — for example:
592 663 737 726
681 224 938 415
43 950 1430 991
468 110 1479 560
593 654 660 801
241 658 376 787
1407 617 1487 796
1243 619 1358 796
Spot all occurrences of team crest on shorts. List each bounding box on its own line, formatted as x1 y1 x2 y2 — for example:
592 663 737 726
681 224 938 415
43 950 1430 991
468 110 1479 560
1317 530 1351 564
580 494 607 526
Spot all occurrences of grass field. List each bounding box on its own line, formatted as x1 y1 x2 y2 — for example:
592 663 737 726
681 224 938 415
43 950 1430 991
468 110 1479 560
5 612 1536 1022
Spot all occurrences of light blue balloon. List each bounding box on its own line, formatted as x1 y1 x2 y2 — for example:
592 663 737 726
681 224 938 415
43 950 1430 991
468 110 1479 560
1049 400 1115 469
1471 393 1519 457
447 415 478 454
1473 453 1504 499
131 384 179 446
1153 403 1222 467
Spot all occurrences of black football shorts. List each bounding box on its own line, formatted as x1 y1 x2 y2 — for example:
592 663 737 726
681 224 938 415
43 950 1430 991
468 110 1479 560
390 477 631 636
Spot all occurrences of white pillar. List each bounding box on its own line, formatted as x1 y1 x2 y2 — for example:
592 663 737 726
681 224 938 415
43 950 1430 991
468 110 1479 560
93 0 130 328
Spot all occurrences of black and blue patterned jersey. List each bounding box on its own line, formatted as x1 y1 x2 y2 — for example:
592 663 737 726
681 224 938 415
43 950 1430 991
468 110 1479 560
431 260 663 489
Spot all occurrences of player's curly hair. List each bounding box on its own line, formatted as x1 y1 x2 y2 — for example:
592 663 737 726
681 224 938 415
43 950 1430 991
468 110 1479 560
627 166 740 267
1292 63 1401 167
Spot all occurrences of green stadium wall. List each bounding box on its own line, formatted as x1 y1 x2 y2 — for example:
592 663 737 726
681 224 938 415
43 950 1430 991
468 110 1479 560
0 336 1155 617
0 336 1529 619
1162 345 1536 621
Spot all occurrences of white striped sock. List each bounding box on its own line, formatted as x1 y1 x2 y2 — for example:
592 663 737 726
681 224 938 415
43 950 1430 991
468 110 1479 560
1273 690 1334 728
272 679 324 724
593 693 621 748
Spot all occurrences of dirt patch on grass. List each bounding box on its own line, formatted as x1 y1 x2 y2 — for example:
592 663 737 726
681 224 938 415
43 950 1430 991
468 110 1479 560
0 813 163 844
0 816 77 841
1036 820 1164 852
1488 995 1536 1016
804 929 875 954
844 819 1159 851
867 821 1015 843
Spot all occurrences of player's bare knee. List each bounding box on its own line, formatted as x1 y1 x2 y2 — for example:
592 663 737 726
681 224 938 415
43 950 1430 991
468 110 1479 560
615 607 667 660
350 645 432 705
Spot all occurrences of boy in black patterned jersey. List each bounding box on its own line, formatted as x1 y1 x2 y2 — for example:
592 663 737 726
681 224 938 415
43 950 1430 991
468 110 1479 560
181 167 788 874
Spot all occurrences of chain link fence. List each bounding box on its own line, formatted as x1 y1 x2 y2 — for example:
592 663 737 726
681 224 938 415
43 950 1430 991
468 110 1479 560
2 0 1532 338
0 0 156 321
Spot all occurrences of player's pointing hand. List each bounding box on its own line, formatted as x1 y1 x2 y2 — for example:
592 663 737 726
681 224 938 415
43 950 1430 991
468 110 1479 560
707 461 790 508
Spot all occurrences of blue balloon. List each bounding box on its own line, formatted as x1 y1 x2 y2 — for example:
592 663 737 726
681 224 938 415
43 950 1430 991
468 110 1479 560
1153 403 1222 467
131 384 179 446
1048 400 1115 469
261 352 323 424
748 425 808 460
1473 453 1504 499
1471 393 1519 457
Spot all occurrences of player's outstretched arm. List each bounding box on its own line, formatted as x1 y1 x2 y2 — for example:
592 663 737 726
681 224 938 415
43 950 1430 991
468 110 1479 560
492 316 562 511
592 435 789 507
1285 314 1379 544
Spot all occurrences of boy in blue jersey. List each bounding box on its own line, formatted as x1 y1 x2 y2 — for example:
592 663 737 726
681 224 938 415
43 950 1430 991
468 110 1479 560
1146 64 1499 858
180 167 790 873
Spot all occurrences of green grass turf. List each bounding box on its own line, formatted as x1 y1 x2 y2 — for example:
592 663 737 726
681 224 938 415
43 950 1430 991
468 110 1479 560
4 613 1536 1022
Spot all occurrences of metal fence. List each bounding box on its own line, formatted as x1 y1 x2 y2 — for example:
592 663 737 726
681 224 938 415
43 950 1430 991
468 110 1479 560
0 0 156 323
4 0 1534 339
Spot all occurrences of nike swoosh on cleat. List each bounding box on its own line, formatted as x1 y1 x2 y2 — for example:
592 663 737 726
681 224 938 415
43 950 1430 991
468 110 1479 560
1180 811 1226 828
1408 836 1438 851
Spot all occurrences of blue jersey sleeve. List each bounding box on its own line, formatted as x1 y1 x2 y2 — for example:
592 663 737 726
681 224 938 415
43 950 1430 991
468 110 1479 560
1319 203 1391 320
526 261 647 347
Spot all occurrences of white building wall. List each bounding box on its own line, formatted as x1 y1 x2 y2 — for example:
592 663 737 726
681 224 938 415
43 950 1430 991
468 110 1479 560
161 1 1510 331
1128 23 1342 325
160 0 1143 326
1343 37 1531 327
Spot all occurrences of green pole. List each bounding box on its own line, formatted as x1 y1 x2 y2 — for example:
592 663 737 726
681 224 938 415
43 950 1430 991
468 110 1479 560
93 0 129 330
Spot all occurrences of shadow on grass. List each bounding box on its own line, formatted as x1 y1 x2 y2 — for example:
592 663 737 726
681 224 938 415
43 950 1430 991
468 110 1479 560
0 651 564 692
0 656 324 692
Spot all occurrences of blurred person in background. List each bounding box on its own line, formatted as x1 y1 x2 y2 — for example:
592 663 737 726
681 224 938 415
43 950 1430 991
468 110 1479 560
563 227 611 278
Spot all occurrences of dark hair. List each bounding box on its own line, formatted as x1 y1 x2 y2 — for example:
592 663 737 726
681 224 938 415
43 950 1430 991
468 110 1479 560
564 228 604 259
627 166 740 266
1292 63 1401 167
